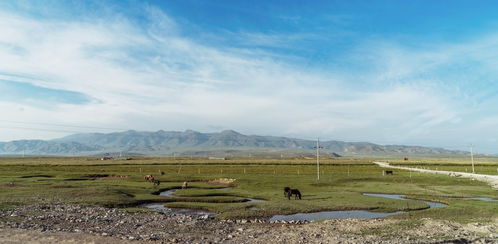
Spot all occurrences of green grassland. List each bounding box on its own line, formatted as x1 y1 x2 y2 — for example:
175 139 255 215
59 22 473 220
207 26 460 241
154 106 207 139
0 157 496 222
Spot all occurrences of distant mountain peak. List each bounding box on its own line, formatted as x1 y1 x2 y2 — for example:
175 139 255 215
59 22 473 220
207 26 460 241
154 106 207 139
220 130 241 135
0 129 468 156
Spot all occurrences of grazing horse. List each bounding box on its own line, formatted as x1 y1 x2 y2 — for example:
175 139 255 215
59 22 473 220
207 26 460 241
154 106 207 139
152 179 160 186
284 187 291 197
384 170 394 175
144 174 155 182
182 181 188 189
158 170 165 175
284 187 302 200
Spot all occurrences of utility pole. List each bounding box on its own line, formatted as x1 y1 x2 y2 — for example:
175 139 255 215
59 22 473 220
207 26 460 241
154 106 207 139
470 144 475 173
314 138 323 180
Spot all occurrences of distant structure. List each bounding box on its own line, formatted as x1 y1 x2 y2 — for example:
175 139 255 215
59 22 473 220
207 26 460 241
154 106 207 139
208 157 226 160
101 156 113 160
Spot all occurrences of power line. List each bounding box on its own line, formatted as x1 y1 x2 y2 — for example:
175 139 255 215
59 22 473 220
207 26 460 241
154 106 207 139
470 144 475 173
313 138 323 181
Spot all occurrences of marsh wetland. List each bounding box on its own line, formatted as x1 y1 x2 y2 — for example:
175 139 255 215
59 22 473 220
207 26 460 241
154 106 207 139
0 157 497 243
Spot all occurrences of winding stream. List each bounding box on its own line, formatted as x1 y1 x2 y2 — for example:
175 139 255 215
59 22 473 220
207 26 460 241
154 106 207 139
144 188 495 221
143 188 265 215
466 197 498 202
362 193 447 208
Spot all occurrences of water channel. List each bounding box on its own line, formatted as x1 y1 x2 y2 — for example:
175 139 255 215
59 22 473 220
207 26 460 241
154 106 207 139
268 193 447 222
143 188 264 215
144 188 496 222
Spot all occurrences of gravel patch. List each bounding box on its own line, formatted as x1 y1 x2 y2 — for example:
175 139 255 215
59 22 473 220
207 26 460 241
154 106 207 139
1 204 496 243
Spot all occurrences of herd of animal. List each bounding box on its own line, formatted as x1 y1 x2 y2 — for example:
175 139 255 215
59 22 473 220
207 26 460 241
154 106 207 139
143 172 302 200
142 169 397 203
144 172 189 190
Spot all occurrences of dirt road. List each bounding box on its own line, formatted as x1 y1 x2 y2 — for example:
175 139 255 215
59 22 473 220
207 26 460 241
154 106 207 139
374 161 498 190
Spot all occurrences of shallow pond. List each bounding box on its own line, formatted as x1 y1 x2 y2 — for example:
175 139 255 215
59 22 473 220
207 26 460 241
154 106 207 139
159 189 177 196
269 193 447 222
269 210 405 222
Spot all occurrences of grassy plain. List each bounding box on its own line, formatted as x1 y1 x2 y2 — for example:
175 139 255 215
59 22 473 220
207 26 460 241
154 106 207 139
0 156 496 222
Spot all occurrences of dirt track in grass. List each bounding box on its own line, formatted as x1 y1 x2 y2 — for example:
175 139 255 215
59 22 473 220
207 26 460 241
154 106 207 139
374 161 498 190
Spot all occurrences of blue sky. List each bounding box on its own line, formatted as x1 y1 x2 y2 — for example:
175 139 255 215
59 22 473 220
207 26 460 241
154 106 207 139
1 0 498 153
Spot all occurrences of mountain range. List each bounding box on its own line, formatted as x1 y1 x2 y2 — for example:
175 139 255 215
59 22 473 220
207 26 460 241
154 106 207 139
0 130 469 157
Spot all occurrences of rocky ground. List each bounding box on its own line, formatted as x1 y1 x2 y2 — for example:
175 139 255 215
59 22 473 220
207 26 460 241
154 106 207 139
0 204 497 244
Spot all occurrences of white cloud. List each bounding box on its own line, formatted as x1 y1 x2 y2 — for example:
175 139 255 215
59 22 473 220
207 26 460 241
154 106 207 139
2 6 497 152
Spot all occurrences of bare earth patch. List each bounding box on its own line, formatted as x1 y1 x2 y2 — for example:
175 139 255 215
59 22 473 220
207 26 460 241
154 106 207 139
207 178 237 184
0 227 136 244
96 175 129 180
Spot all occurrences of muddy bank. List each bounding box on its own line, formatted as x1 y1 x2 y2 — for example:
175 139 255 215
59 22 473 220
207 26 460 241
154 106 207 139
1 204 497 243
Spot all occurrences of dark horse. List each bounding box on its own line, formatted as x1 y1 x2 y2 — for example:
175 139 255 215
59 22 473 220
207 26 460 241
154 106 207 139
284 187 302 200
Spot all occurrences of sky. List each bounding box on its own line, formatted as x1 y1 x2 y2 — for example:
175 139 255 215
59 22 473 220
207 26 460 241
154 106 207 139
1 0 498 153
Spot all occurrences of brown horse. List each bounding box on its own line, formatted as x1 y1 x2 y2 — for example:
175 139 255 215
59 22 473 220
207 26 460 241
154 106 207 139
144 174 155 182
152 179 160 186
